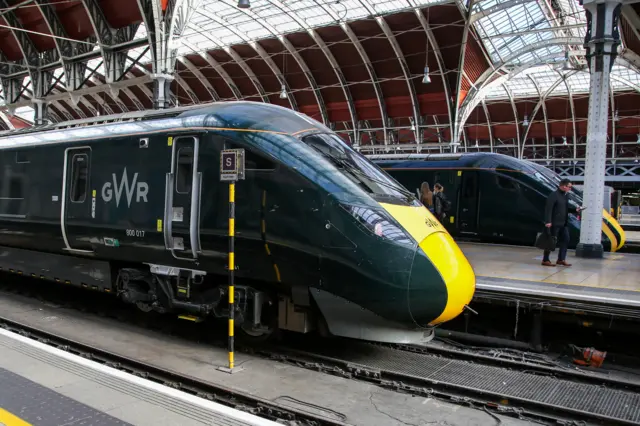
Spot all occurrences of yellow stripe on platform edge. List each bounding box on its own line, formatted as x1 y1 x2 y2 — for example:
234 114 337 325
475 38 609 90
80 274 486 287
0 408 32 426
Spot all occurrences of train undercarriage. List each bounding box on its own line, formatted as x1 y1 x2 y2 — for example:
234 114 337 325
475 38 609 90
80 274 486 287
116 264 317 341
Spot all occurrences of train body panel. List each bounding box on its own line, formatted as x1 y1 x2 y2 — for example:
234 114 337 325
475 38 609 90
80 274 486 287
0 102 476 344
371 152 626 252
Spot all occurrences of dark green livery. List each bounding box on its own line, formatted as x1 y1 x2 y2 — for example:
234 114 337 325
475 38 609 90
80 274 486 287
373 152 616 251
0 102 473 344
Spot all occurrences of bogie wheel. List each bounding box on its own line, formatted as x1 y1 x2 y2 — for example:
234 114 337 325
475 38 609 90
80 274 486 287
238 293 280 344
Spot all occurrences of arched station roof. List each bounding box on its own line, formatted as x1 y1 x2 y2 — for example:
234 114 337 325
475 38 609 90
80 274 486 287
0 0 639 163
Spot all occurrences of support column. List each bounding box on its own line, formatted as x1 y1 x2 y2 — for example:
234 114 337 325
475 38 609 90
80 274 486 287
576 0 622 259
138 0 201 110
33 100 49 125
152 73 174 109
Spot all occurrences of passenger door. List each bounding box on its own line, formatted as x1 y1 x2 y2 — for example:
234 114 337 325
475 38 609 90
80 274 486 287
458 171 479 235
62 147 94 252
164 135 202 261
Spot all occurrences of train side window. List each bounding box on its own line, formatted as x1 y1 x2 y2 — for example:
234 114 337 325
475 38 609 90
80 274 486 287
176 147 194 193
70 154 89 203
496 175 518 192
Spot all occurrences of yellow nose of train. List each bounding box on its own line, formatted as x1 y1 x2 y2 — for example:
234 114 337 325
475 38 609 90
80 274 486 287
379 203 476 326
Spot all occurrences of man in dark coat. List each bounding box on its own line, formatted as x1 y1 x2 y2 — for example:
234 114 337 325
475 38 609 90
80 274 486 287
542 178 582 267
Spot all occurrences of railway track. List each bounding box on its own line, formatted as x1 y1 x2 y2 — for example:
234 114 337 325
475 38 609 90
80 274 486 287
2 274 640 425
0 315 345 426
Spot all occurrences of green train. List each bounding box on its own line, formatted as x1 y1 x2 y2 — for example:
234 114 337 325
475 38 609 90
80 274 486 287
0 102 475 344
371 153 626 252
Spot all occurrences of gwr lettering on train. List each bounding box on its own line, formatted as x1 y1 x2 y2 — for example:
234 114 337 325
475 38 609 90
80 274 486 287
101 168 149 207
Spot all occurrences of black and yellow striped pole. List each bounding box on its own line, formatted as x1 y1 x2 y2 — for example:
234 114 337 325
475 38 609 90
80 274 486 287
228 181 235 370
218 148 244 374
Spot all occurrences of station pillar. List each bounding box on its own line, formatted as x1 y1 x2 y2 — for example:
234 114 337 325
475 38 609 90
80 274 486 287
33 99 48 126
151 73 174 109
576 0 622 259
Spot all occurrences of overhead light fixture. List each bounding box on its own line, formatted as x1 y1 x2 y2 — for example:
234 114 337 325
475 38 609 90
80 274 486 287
237 0 250 8
279 84 287 99
637 133 640 144
475 139 479 148
422 66 431 84
522 115 529 126
614 109 620 121
410 123 416 131
562 136 567 145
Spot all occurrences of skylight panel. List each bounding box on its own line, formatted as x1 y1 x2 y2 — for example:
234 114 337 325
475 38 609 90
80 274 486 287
566 72 591 92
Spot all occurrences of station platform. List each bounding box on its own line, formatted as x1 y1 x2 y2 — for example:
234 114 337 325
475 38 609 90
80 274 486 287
0 327 278 426
459 242 640 317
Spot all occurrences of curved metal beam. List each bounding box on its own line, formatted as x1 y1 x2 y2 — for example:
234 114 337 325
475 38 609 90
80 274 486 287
181 40 241 100
263 0 358 141
415 9 454 140
470 0 532 23
341 22 388 144
527 75 549 159
186 22 268 103
502 84 521 157
193 7 293 108
178 57 219 101
481 99 494 152
0 110 15 129
453 3 474 148
376 16 421 144
279 36 328 123
519 70 580 158
557 70 577 159
214 0 327 122
457 37 583 134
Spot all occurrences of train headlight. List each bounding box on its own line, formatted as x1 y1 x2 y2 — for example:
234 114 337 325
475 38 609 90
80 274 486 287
342 203 414 246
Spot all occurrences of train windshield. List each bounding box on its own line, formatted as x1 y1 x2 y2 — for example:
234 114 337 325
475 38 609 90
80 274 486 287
301 133 417 204
522 161 584 206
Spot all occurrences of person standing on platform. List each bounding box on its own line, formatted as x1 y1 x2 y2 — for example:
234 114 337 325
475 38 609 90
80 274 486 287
433 183 450 223
420 182 434 214
542 178 582 267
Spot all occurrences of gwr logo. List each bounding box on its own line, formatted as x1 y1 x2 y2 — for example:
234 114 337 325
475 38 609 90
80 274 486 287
101 168 149 208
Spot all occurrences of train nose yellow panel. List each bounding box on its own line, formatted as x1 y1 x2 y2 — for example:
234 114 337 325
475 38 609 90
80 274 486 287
379 202 476 325
418 232 476 325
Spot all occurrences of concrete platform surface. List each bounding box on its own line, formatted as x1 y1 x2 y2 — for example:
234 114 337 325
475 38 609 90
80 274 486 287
0 327 280 426
0 291 534 426
460 242 640 292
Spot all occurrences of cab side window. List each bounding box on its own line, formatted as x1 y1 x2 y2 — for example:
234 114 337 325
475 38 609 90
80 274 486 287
496 175 519 192
223 141 276 171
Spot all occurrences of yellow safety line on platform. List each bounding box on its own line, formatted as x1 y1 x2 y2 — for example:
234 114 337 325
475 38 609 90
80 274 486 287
478 274 640 293
0 408 32 426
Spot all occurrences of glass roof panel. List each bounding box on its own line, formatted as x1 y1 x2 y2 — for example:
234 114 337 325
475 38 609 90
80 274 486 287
484 64 640 100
